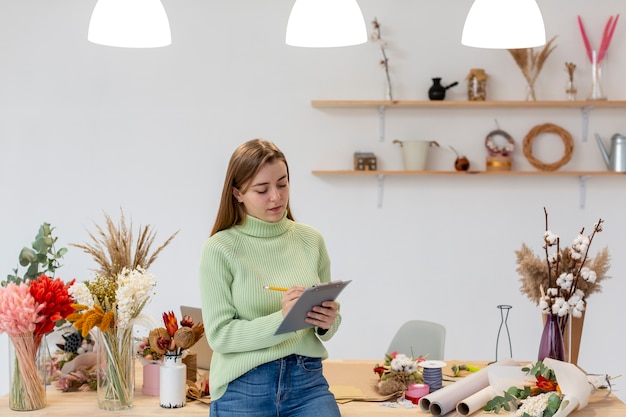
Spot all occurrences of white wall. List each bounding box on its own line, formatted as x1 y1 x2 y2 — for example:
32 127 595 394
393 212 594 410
1 0 625 401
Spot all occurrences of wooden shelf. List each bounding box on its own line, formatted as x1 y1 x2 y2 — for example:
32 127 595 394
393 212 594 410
312 170 625 209
312 170 626 176
311 100 626 142
311 100 626 109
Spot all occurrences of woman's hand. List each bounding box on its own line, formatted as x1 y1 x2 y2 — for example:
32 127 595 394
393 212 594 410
305 300 338 330
281 286 338 330
281 286 306 317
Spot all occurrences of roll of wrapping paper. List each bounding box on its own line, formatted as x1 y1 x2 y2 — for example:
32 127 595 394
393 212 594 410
456 386 500 415
418 358 518 416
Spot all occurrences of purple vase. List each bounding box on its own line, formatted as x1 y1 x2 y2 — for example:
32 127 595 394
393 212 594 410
538 313 565 361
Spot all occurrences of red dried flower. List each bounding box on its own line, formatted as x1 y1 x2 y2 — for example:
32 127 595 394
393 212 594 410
536 375 559 393
29 274 76 336
163 311 178 337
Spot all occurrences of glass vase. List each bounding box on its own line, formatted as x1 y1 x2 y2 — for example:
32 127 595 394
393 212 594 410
588 50 607 101
494 305 513 361
95 327 135 410
8 333 47 411
538 313 565 362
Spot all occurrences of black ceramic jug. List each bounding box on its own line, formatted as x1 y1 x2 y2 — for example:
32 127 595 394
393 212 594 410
428 78 459 100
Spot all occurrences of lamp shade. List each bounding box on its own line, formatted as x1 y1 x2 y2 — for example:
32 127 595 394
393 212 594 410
461 0 546 49
286 0 367 47
88 0 171 48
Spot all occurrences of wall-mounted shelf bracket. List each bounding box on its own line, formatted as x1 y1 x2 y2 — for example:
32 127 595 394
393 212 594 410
377 174 385 207
579 175 590 209
581 105 593 142
377 105 386 142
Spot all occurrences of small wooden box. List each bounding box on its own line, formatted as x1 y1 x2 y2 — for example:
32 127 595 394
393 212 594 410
354 152 377 171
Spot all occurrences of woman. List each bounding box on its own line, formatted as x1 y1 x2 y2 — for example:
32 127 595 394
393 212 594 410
199 139 342 417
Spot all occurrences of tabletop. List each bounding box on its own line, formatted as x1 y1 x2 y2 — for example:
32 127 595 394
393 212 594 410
1 359 624 416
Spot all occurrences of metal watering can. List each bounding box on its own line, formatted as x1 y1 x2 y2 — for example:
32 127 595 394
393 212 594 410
594 133 626 172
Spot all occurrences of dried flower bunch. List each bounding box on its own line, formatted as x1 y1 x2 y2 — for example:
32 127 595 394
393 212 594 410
508 36 557 101
373 352 425 396
370 18 393 101
516 208 611 318
148 312 205 356
565 62 576 83
67 210 178 335
71 210 179 278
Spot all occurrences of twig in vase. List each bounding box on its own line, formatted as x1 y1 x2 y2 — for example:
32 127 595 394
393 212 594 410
370 18 393 101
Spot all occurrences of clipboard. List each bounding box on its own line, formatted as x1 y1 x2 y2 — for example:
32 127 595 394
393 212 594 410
274 280 352 335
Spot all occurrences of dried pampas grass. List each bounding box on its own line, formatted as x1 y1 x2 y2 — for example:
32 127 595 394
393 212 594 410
508 36 558 100
516 244 611 305
71 210 179 278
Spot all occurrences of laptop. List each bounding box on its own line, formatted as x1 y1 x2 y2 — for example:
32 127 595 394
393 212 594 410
180 305 213 370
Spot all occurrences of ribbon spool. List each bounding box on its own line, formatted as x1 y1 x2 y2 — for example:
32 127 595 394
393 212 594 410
420 360 447 392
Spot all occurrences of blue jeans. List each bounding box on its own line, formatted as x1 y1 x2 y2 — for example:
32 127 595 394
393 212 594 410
210 355 340 417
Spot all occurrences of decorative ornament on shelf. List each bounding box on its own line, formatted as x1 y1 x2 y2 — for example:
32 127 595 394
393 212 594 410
522 123 574 171
578 14 619 101
508 35 557 101
449 146 470 171
370 18 393 101
515 208 610 364
0 222 75 411
485 125 514 171
66 210 178 410
565 62 578 101
467 68 488 101
373 351 426 396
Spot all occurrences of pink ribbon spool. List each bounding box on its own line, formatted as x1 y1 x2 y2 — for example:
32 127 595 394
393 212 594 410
405 383 429 404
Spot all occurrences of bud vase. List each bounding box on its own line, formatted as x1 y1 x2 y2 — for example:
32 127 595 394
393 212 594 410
588 50 606 101
8 333 48 411
538 313 565 362
95 328 135 410
160 353 187 408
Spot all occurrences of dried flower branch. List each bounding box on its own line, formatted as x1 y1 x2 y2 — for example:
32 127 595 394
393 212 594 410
370 18 393 101
516 208 611 317
565 62 576 83
508 36 558 100
70 210 179 278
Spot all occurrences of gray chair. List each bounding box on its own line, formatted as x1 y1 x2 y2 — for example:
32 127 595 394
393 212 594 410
387 320 446 360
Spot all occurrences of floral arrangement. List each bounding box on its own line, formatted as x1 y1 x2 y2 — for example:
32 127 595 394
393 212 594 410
484 361 562 417
65 211 178 409
146 311 205 358
0 223 75 411
373 351 426 396
370 18 393 101
508 36 557 101
515 208 610 322
578 14 620 64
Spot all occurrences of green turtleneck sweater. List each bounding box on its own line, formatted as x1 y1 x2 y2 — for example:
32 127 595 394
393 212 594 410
198 215 341 401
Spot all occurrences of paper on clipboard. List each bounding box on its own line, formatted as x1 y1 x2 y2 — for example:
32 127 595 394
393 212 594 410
274 280 351 335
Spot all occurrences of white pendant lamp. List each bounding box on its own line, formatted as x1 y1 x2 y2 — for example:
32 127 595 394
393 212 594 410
462 0 546 49
88 0 171 48
286 0 367 47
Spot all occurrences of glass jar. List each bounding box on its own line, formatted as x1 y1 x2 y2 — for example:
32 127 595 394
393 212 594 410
467 68 487 101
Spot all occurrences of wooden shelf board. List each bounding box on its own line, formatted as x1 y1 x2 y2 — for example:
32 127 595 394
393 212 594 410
312 170 626 176
311 100 626 109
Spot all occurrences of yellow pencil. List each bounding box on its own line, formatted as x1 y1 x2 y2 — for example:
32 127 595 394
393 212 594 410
263 285 288 292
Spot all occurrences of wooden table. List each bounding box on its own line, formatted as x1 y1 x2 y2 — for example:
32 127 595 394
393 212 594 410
1 360 624 416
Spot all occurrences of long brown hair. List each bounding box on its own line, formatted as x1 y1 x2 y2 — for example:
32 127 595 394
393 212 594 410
210 139 294 236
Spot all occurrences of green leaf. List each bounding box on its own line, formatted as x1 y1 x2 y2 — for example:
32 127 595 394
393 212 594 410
18 247 37 266
57 247 68 257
